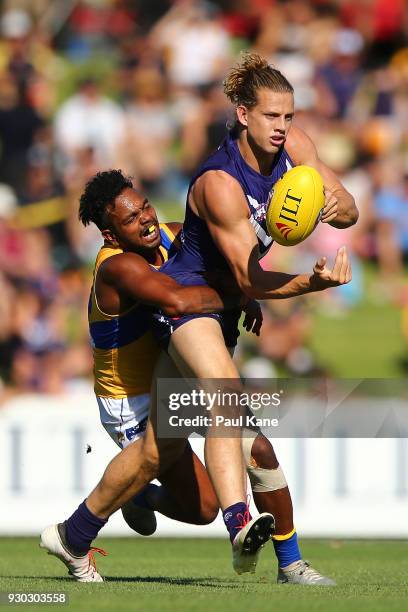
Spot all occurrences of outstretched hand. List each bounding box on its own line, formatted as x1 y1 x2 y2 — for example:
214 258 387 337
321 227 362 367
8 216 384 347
242 299 263 336
311 246 352 290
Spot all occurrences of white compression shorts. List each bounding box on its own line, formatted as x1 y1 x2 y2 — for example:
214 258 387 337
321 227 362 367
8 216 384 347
96 394 150 449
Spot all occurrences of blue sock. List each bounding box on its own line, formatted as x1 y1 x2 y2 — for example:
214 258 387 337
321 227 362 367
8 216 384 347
64 501 108 554
223 502 250 543
273 531 301 568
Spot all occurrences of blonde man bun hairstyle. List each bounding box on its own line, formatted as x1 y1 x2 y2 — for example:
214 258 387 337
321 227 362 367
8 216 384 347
223 52 294 109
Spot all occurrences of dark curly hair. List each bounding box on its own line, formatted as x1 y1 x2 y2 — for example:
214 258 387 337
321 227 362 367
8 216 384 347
79 169 133 230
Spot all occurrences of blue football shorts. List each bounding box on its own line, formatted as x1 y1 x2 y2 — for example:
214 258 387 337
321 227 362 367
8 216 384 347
151 271 241 350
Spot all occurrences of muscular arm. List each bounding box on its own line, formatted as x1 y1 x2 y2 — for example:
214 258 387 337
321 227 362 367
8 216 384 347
286 125 359 228
192 171 350 300
100 252 245 317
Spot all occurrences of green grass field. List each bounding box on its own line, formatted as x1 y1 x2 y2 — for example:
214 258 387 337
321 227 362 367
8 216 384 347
310 264 406 378
0 538 407 612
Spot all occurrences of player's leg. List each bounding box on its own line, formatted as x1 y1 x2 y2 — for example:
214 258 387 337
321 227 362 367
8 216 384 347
85 351 187 518
131 350 219 525
84 422 177 517
40 431 153 573
242 431 298 560
242 431 335 586
168 316 274 573
95 380 219 528
120 444 219 531
119 445 220 528
39 425 175 582
243 432 295 534
152 441 219 524
168 317 246 510
40 353 188 581
97 394 218 529
95 393 156 535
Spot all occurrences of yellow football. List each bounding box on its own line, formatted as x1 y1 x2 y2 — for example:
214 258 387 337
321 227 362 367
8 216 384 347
266 165 325 246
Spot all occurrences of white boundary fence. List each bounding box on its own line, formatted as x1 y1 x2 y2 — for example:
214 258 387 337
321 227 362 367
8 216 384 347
1 388 407 537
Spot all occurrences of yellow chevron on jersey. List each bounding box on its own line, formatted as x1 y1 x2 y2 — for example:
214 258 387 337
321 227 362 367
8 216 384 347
89 223 179 398
156 222 180 267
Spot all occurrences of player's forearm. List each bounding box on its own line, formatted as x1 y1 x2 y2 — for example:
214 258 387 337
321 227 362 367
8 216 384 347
162 286 245 317
240 269 324 300
329 191 359 228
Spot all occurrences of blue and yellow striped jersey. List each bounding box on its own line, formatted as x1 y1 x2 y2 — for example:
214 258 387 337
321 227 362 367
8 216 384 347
89 223 178 398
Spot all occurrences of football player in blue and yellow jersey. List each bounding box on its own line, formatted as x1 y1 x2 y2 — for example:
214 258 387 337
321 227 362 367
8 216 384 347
85 174 237 536
89 221 179 402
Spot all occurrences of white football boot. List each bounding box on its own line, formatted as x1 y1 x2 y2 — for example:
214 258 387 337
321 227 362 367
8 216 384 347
232 512 275 575
277 560 336 586
40 524 106 582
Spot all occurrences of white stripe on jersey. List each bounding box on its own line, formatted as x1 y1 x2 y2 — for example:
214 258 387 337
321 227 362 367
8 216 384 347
249 215 273 256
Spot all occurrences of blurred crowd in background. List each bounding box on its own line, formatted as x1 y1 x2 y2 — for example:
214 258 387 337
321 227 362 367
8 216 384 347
0 0 408 396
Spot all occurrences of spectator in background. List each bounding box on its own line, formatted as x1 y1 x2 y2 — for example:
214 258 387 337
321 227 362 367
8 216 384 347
316 28 365 119
0 219 59 394
340 0 406 67
254 0 316 62
63 146 102 267
0 70 43 190
0 9 35 100
179 81 233 179
7 279 91 395
118 67 177 198
63 0 137 60
372 158 408 294
116 33 165 104
0 183 28 281
9 287 63 393
218 0 261 42
0 183 18 388
389 48 408 129
54 76 125 169
151 0 232 90
16 149 76 271
305 130 372 308
0 194 92 394
0 270 18 397
0 7 64 120
249 297 318 377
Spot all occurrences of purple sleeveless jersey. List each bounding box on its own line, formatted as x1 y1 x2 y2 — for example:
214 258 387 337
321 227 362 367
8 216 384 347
152 132 294 349
160 132 294 279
